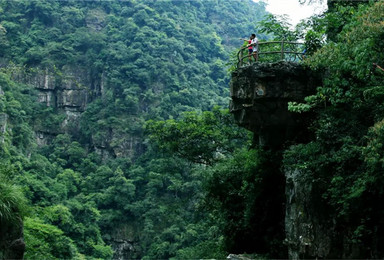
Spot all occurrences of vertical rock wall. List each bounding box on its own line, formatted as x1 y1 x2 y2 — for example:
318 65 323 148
0 113 7 144
9 65 143 161
230 62 330 258
10 66 92 133
285 169 333 258
104 223 142 260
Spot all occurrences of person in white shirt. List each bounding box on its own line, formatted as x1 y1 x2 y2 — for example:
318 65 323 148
240 34 258 64
250 34 258 62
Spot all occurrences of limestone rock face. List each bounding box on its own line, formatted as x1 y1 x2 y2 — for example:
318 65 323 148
285 169 332 259
105 223 141 260
0 113 8 144
230 61 320 148
9 66 102 143
86 8 107 32
8 65 145 161
57 89 87 110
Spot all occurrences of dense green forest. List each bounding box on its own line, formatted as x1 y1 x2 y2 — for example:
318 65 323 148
2 0 384 258
286 1 384 257
0 0 271 259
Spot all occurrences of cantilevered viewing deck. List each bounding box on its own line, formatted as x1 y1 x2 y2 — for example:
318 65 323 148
237 41 305 68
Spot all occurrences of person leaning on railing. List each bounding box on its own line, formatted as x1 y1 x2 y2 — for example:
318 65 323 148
251 34 258 62
240 34 258 64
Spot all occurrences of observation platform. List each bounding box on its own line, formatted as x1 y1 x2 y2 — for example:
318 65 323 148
237 41 305 68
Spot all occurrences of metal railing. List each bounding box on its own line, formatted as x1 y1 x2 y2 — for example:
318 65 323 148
237 41 305 68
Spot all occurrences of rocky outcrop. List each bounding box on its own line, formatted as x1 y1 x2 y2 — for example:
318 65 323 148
104 223 141 260
285 169 333 259
86 8 107 32
230 62 327 259
111 239 140 260
285 167 368 258
9 66 102 142
9 66 143 160
230 61 320 148
0 113 7 144
20 66 93 112
227 254 254 260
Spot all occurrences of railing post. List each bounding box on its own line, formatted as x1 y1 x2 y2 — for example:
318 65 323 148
281 40 284 60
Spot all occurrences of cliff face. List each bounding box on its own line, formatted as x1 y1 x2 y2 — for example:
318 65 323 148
11 66 91 130
285 169 333 259
9 66 143 162
230 62 330 258
7 65 143 258
230 61 320 148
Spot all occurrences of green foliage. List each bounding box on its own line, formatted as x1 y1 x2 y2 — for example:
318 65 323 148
284 1 384 256
0 0 272 259
23 217 80 260
295 2 384 111
258 14 298 41
146 107 249 165
296 13 327 55
288 95 320 113
0 165 28 224
205 148 286 257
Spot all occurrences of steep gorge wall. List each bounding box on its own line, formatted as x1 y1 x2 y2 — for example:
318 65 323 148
10 66 92 135
7 66 142 161
6 66 144 258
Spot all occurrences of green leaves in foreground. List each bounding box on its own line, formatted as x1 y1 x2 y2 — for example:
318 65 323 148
282 2 384 256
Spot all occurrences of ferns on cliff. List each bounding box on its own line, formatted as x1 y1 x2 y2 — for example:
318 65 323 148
0 170 27 225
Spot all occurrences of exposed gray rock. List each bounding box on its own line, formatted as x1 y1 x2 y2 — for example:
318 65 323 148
0 113 8 144
57 89 87 110
37 91 55 107
111 132 143 159
285 169 332 259
230 61 320 148
35 131 56 146
7 65 101 145
94 146 114 161
86 9 107 31
227 254 254 260
105 224 141 260
21 68 56 90
93 131 144 160
112 239 138 260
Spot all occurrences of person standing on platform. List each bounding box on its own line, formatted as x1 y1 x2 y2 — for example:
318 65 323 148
240 34 258 64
